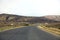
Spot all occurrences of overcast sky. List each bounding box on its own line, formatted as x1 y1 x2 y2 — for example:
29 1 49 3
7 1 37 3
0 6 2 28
0 0 60 16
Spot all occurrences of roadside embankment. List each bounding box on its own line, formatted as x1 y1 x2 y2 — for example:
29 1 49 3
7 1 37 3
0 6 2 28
38 26 60 37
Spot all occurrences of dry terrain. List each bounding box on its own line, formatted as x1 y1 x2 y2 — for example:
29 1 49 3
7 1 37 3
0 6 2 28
38 23 60 37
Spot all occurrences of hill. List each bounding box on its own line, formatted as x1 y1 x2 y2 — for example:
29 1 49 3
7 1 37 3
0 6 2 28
0 14 60 23
44 15 60 21
0 13 60 32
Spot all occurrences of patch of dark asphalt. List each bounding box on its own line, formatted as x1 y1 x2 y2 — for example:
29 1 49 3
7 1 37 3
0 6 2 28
31 27 60 40
0 26 60 40
0 26 31 40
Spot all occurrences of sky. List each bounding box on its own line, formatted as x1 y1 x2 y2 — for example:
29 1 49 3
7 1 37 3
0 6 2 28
0 0 60 16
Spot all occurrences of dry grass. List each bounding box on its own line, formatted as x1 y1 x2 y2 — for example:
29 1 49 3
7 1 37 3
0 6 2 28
38 24 60 37
0 25 26 32
0 22 30 32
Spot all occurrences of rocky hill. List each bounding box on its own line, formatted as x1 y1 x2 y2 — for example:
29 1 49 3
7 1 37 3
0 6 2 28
44 15 60 21
0 14 60 23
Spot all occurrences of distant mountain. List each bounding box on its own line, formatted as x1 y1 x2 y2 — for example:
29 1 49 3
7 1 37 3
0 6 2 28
0 14 60 23
44 15 60 21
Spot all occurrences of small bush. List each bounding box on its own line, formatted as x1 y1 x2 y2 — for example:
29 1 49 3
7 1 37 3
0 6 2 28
24 23 29 26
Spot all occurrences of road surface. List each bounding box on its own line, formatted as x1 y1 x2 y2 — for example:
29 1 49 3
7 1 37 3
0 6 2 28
0 26 60 40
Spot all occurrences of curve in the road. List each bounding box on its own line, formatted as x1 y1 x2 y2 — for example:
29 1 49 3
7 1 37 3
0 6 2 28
0 26 60 40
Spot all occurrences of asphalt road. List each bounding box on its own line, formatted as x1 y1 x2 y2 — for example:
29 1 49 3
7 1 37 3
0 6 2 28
0 26 60 40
